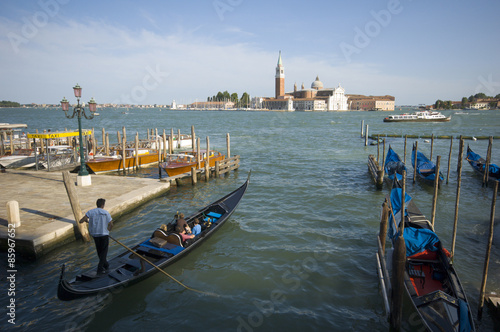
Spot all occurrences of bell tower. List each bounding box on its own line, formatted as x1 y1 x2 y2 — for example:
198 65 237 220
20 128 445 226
275 51 285 98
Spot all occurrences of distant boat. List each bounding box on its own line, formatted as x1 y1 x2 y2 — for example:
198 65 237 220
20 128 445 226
411 144 444 183
384 110 451 122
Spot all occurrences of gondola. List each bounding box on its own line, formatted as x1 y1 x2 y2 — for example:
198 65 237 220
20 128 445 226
57 173 250 301
384 145 406 182
386 178 475 331
466 146 500 183
411 144 444 183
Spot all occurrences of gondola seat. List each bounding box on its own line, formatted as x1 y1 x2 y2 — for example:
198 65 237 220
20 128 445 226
166 233 183 247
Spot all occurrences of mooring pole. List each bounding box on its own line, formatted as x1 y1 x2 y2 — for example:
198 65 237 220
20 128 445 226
483 136 493 187
478 181 498 320
361 120 364 138
457 136 463 172
430 156 441 227
446 136 453 184
191 125 195 150
430 133 434 160
135 132 139 170
450 139 464 260
391 171 406 331
379 199 389 253
404 135 407 165
365 124 369 146
413 141 418 184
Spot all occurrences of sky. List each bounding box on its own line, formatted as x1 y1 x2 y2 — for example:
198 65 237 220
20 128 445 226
1 0 499 106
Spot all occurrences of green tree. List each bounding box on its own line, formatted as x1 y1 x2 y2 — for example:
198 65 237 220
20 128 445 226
230 92 239 103
222 91 230 101
434 100 443 109
461 97 468 109
240 92 250 108
0 100 21 107
216 91 224 101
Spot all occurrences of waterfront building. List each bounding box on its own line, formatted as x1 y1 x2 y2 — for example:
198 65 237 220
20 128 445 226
262 52 349 111
347 94 395 111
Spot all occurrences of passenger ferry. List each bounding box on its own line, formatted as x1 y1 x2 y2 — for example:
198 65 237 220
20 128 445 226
383 110 451 122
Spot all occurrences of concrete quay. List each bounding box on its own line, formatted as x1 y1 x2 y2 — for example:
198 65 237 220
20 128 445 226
0 169 171 259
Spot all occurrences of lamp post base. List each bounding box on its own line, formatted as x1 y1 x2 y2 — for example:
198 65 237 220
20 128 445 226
77 174 92 187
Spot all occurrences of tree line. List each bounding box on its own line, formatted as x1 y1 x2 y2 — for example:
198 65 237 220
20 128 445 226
207 91 251 108
0 100 21 107
434 92 500 109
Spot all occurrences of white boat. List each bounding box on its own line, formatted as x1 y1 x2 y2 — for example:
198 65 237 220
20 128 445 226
383 110 451 122
0 149 37 169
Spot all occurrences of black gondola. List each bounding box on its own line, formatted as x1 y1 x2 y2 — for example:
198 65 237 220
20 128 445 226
58 174 250 301
411 144 444 184
386 178 475 331
466 145 500 183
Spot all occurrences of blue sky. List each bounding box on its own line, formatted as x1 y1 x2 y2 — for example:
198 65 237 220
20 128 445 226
1 0 499 105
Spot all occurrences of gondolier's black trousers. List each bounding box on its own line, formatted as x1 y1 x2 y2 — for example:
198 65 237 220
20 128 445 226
93 235 109 273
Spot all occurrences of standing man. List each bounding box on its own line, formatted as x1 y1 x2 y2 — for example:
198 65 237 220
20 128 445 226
80 198 113 274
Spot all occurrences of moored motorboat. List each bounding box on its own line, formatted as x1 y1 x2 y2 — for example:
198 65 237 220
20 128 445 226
411 144 444 183
385 178 475 331
384 110 451 122
160 150 225 177
57 174 250 301
86 148 159 173
0 149 37 169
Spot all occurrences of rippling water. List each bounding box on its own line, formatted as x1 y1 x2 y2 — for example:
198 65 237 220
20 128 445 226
1 108 499 331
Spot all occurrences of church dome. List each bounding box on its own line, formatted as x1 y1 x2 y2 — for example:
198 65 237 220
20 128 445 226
311 76 323 90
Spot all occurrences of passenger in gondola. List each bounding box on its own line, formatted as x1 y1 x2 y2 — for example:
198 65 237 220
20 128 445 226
191 218 201 236
151 224 169 240
178 227 195 242
175 212 188 232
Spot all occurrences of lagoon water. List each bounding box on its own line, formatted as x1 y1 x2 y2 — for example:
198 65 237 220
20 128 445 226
1 107 499 331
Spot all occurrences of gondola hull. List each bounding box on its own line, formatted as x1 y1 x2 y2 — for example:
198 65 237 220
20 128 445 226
411 144 444 184
58 175 250 301
466 146 500 184
386 179 475 331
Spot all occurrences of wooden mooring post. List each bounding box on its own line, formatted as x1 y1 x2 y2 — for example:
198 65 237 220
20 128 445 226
483 136 493 187
361 120 364 138
451 138 464 261
446 136 453 184
365 124 369 146
226 133 231 159
413 141 418 184
62 171 90 242
478 181 498 320
430 156 441 227
191 125 195 151
391 170 407 330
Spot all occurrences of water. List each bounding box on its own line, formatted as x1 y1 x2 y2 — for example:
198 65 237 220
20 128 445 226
1 108 499 331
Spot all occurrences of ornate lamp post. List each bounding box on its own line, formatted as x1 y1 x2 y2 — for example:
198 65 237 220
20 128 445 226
61 84 97 185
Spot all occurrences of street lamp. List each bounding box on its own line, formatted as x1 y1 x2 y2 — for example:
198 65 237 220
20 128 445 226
60 84 97 181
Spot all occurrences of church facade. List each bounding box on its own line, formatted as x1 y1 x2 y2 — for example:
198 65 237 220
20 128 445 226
262 52 348 111
260 52 394 111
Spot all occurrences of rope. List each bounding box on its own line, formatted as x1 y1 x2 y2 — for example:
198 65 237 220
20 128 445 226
109 235 219 297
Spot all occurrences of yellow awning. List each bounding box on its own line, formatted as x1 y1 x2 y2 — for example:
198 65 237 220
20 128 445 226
27 130 92 139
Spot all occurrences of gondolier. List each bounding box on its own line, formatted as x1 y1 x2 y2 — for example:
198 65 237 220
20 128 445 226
79 198 114 274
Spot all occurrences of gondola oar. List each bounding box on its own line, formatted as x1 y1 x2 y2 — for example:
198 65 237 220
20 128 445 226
109 235 219 297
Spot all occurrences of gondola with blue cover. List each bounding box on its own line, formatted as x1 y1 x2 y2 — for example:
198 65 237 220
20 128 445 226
384 145 406 182
58 174 250 301
411 144 444 184
466 145 500 183
386 178 475 331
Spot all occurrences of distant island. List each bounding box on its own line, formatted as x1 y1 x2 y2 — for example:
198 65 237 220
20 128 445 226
0 100 21 107
433 92 500 110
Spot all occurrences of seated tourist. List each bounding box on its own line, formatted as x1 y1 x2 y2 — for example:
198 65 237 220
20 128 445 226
191 218 201 236
178 227 195 242
152 224 169 241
